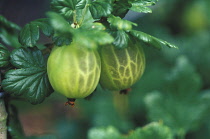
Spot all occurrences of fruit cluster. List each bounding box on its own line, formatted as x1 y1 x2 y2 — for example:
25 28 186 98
47 39 145 105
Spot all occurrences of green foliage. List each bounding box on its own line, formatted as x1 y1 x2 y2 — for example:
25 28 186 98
165 31 210 88
129 122 174 139
129 0 158 13
19 19 53 47
108 30 130 48
130 30 178 49
47 12 114 48
108 15 137 31
0 43 10 68
7 105 25 139
130 3 152 13
48 0 174 50
0 0 183 138
51 0 87 19
0 15 21 48
88 122 173 139
73 29 114 49
1 47 53 104
27 135 58 139
112 1 130 18
106 15 136 48
47 12 73 46
144 56 210 137
112 0 157 17
0 15 20 31
89 0 112 19
88 126 121 139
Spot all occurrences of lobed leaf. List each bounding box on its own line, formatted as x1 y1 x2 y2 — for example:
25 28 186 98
88 126 121 139
47 12 73 46
165 56 202 95
53 34 72 46
19 19 53 47
144 57 209 135
10 47 45 68
51 0 86 19
1 47 53 104
129 0 157 6
87 123 173 139
130 30 178 49
0 15 21 48
129 0 158 13
73 29 114 49
89 1 112 19
0 15 21 31
88 23 106 31
108 30 130 48
112 2 131 18
108 15 137 31
129 122 174 139
130 3 152 13
0 43 10 68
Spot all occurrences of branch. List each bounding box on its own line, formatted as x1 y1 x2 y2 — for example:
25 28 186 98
0 99 7 139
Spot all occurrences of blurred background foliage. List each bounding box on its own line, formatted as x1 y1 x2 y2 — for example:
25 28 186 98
1 0 210 138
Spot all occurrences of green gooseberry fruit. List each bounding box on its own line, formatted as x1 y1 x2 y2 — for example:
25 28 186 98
99 41 145 91
47 42 101 103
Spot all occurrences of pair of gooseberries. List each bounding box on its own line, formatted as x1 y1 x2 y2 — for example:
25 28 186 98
47 40 145 105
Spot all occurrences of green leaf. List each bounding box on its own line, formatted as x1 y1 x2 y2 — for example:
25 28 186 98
144 91 208 137
7 105 25 139
87 23 107 31
47 12 73 46
0 15 21 48
108 30 130 48
112 0 131 18
171 32 210 89
89 1 112 19
0 43 10 68
0 29 21 48
130 3 152 13
2 47 53 104
144 57 209 136
165 56 202 96
129 0 157 6
19 19 54 47
47 12 113 47
53 33 72 46
130 30 178 49
51 0 86 19
27 135 58 139
47 12 72 33
108 15 137 31
129 122 174 139
73 29 114 49
87 123 173 139
90 31 114 46
0 15 21 31
88 126 121 139
113 0 156 16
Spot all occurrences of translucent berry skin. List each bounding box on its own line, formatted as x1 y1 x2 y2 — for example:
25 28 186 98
47 42 101 99
99 42 145 91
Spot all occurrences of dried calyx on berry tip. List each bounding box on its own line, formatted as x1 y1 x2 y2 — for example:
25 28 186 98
65 98 76 107
120 88 131 95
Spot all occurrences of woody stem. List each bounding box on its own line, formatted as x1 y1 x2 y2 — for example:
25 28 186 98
0 99 7 139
